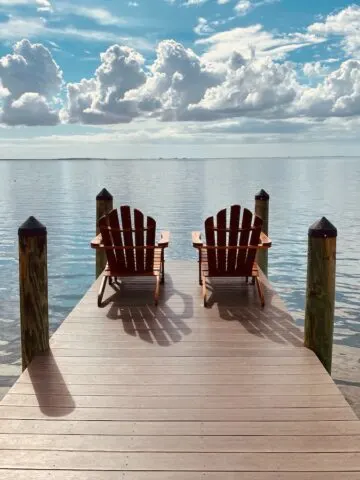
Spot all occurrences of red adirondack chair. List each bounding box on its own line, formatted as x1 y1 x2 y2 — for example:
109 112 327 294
192 205 271 307
91 206 169 307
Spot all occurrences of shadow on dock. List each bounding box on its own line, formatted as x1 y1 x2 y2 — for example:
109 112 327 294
103 274 195 346
208 281 304 347
27 350 76 416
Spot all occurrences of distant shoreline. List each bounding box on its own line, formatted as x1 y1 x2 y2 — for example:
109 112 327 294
0 156 359 161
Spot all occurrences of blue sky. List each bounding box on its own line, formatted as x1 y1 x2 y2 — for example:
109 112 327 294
0 0 360 158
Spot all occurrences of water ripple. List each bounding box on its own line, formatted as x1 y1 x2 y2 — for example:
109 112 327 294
0 157 359 365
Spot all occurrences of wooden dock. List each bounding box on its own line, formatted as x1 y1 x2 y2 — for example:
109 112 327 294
0 260 360 478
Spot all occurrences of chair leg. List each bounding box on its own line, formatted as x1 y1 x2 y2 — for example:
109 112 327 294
154 275 160 306
202 275 207 307
98 276 108 307
255 276 265 308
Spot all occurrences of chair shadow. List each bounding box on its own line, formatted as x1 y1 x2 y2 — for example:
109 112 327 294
101 273 194 346
27 350 76 416
205 276 304 347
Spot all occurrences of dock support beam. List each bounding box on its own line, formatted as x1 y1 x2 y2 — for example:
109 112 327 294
18 216 49 371
304 217 337 375
96 188 113 278
255 189 269 277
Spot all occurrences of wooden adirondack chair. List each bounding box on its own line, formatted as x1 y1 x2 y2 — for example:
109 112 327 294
91 206 169 307
192 205 271 307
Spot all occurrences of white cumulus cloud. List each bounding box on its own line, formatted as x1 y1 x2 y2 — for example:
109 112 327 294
0 39 63 99
126 40 223 121
296 60 360 117
308 5 360 58
303 61 329 77
187 54 299 120
62 45 146 124
0 39 62 125
2 92 58 125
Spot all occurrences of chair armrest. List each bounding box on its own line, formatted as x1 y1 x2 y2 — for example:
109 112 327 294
158 231 170 248
260 232 272 247
192 231 203 248
91 234 103 249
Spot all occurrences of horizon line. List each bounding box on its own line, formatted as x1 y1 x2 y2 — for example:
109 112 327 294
0 155 359 161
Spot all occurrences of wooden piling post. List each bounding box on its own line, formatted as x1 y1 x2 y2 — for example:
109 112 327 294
96 188 113 278
304 217 337 375
255 189 270 277
18 216 49 371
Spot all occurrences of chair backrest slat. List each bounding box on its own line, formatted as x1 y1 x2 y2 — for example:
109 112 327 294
227 205 241 274
134 209 145 272
108 209 126 271
99 215 117 272
244 215 262 273
145 216 156 272
236 208 252 273
205 216 216 274
121 206 135 272
216 209 227 273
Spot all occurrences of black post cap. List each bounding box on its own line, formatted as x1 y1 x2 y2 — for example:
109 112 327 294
255 189 270 201
96 188 113 201
309 217 337 238
18 216 47 237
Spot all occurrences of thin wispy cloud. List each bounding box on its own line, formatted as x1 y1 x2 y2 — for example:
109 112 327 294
55 3 126 26
0 16 153 50
196 24 324 62
235 0 280 16
183 0 208 5
0 0 52 11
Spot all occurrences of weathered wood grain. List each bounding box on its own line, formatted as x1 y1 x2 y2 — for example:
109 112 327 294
305 219 337 374
0 472 359 480
0 434 359 452
0 451 360 471
8 381 341 396
1 393 348 409
1 420 360 436
18 217 49 371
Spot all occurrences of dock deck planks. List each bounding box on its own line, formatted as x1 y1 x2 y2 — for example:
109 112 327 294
0 260 359 478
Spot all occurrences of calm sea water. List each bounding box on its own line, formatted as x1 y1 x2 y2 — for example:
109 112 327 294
0 157 359 371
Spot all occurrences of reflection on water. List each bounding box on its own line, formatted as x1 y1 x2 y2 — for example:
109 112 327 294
0 157 359 366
